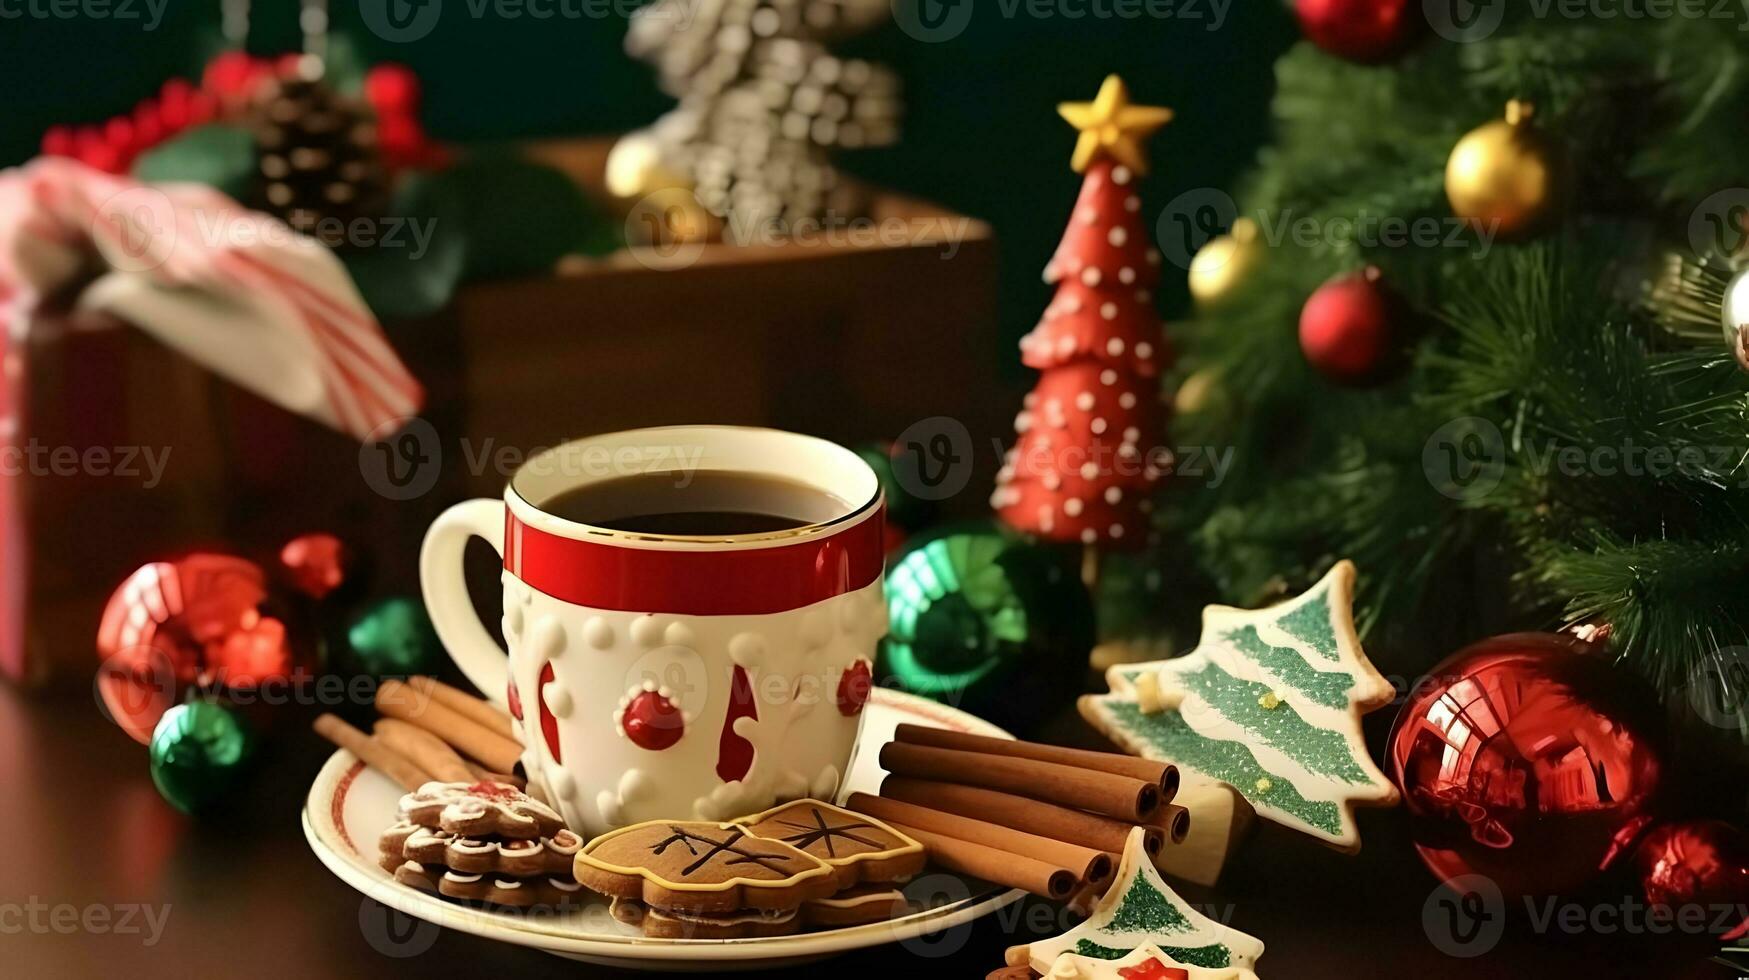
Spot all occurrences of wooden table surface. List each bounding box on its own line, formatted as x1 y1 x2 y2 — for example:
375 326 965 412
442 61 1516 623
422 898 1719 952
2 682 1729 979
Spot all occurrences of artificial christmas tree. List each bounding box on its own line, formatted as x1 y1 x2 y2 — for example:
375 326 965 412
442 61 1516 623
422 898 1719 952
1166 14 1749 754
992 76 1173 572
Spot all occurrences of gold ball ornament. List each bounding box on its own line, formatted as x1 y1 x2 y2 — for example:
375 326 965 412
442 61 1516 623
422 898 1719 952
1188 217 1262 307
1173 368 1225 416
1446 100 1560 239
604 130 691 200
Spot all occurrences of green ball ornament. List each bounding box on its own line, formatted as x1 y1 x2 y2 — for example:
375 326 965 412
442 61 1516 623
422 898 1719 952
878 528 1095 731
149 702 255 814
346 596 441 678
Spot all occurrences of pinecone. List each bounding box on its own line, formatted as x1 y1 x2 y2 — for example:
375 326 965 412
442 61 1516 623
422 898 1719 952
249 77 389 247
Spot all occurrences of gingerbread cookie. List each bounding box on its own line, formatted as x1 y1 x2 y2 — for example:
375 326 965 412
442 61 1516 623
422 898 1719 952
401 824 582 876
800 883 909 928
610 898 801 940
438 868 584 908
393 860 583 908
735 799 926 890
574 820 837 914
398 781 566 839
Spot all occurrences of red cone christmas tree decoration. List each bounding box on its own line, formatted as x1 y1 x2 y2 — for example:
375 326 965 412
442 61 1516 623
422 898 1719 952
992 76 1174 555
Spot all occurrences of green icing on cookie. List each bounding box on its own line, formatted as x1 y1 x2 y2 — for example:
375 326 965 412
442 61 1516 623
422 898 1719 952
1159 943 1236 969
1102 700 1343 836
1105 871 1192 935
1223 625 1351 710
1177 660 1372 785
1275 589 1340 661
1074 940 1132 960
1070 940 1235 970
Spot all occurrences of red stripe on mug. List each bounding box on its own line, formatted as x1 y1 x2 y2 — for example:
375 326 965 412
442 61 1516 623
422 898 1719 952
504 507 885 615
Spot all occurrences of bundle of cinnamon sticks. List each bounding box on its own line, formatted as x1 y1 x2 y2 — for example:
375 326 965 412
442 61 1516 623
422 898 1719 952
313 677 524 790
849 725 1186 903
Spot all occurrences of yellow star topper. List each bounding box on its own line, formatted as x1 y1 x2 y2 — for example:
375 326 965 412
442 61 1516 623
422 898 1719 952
1059 75 1174 175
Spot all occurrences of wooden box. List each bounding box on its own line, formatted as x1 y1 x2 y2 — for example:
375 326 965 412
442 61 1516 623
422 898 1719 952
449 138 1007 498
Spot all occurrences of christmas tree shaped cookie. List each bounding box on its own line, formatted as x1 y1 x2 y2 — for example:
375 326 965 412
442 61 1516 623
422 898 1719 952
1080 561 1397 851
1008 828 1264 975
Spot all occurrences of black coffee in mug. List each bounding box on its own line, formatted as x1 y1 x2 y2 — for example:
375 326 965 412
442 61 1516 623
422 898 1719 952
542 471 849 536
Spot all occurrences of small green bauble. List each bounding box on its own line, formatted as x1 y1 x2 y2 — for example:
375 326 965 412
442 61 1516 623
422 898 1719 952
878 527 1094 730
347 595 441 678
148 702 255 814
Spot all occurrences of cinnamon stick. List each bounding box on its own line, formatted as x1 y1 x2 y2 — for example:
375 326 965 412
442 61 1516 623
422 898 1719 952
1152 803 1192 844
879 741 1160 821
893 724 1179 804
407 676 516 740
879 821 1077 900
846 793 1112 885
313 714 431 791
377 679 524 774
374 718 475 783
881 777 1163 856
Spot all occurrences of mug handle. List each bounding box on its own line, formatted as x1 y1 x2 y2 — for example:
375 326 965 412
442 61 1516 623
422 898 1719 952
419 498 509 707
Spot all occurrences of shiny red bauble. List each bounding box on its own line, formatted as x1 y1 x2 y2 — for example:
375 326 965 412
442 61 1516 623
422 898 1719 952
1295 0 1421 64
1299 267 1398 386
95 554 293 744
1387 632 1666 899
1635 820 1749 935
279 532 351 600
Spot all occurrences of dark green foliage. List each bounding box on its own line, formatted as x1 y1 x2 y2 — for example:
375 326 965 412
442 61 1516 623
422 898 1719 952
1169 18 1749 718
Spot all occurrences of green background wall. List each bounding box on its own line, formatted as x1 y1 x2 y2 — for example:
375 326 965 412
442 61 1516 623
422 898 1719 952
0 2 1296 343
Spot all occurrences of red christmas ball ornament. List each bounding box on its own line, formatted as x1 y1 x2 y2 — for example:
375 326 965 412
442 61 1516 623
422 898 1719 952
279 532 351 600
1299 266 1398 386
1387 632 1666 900
1295 0 1420 64
1635 820 1749 934
95 554 293 744
365 64 423 118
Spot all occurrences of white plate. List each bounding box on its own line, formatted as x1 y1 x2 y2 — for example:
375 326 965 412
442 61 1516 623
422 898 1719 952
303 688 1027 971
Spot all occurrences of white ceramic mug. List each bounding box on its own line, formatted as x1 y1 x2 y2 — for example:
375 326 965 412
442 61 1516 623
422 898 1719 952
420 426 887 837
